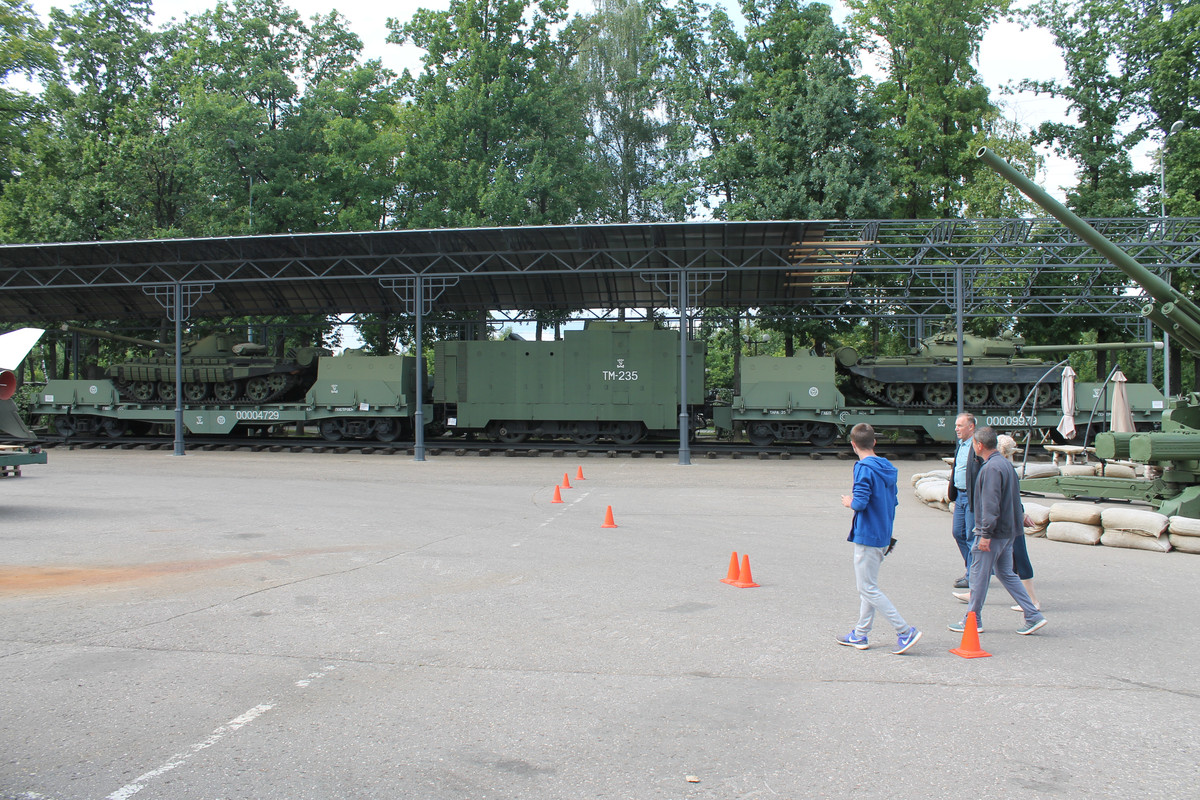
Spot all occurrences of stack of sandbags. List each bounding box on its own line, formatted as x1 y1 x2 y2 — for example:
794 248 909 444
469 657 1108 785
1046 502 1102 545
1015 462 1059 479
911 469 951 512
1100 462 1138 479
1022 502 1050 537
1099 508 1171 552
1167 516 1200 554
1059 463 1097 476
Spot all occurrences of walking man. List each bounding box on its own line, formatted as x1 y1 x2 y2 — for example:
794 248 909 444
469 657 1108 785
837 423 921 654
948 413 980 591
950 426 1047 636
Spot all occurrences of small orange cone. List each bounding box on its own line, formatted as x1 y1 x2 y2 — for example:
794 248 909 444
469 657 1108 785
552 485 563 504
562 472 572 489
601 505 618 528
720 551 740 584
575 466 586 480
733 554 760 588
949 612 991 659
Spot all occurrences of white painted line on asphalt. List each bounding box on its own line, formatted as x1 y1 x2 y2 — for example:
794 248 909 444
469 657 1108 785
105 703 274 800
535 490 592 530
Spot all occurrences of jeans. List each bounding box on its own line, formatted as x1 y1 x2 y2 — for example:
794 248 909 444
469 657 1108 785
952 497 975 578
852 543 909 636
966 536 1044 627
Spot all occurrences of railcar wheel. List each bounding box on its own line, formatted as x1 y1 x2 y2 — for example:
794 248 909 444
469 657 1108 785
885 382 916 406
923 382 952 406
244 377 271 402
494 423 528 444
747 422 775 447
100 418 128 438
53 415 78 436
568 423 599 445
374 419 401 442
319 419 343 441
157 381 177 401
962 383 989 406
132 382 156 402
213 380 241 402
808 423 839 447
991 383 1021 407
183 382 210 402
611 423 645 445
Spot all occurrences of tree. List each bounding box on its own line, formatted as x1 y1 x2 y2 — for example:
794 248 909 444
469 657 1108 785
388 0 602 229
0 0 59 186
848 0 1006 218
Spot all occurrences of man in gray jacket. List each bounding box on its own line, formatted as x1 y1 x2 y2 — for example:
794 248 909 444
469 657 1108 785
949 426 1048 636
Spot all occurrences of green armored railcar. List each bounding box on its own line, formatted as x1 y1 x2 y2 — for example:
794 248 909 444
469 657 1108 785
434 321 705 444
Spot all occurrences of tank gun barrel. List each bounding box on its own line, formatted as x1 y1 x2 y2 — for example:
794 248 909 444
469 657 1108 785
977 147 1200 355
1018 341 1164 354
59 324 170 351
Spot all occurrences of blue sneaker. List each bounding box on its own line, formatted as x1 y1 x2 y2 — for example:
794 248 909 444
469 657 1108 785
836 631 869 650
1016 617 1047 635
893 626 921 654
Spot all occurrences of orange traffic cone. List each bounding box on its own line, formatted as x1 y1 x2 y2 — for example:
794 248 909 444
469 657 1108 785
733 554 760 588
575 466 586 480
949 612 991 659
720 551 740 584
601 505 618 528
552 485 563 504
562 472 572 489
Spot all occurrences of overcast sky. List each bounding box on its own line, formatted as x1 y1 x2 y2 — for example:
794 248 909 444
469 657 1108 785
29 0 1085 197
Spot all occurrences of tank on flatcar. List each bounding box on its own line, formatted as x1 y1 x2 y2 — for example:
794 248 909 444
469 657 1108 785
60 325 329 404
434 321 705 444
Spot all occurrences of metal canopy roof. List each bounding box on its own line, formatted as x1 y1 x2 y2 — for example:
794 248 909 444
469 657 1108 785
0 221 841 322
1 217 1198 325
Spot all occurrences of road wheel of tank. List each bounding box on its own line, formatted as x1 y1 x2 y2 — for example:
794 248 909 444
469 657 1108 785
1033 382 1061 407
183 382 210 402
568 423 599 445
494 422 528 444
99 418 128 438
374 419 401 442
53 415 78 436
991 383 1021 406
747 422 776 447
132 381 156 402
213 380 242 402
808 423 839 447
611 422 645 445
962 383 989 406
244 376 271 402
923 382 953 406
858 377 886 398
319 419 343 441
265 373 289 397
885 382 916 406
158 381 177 402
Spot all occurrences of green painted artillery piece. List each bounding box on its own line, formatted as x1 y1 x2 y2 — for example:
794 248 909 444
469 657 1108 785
60 324 329 405
979 146 1200 517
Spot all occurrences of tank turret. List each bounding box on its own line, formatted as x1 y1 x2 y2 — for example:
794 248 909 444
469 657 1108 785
60 324 329 404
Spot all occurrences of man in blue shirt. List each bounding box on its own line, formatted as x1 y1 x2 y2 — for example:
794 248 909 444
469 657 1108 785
949 413 981 591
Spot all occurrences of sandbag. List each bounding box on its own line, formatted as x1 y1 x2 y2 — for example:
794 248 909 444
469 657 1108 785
1049 502 1102 526
1168 516 1200 537
1060 464 1097 477
911 469 950 486
1168 534 1200 554
1022 502 1050 537
1101 507 1168 538
1100 530 1172 552
1015 463 1059 479
1101 463 1137 479
1046 520 1101 545
914 478 950 512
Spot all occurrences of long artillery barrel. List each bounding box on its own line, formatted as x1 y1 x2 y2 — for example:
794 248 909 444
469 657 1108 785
59 323 170 351
1019 341 1164 354
977 147 1200 355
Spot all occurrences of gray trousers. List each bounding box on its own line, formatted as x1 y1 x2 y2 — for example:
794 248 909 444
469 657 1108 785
853 544 909 636
967 536 1045 627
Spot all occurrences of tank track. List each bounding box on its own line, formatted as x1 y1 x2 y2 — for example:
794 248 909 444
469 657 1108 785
853 377 1058 410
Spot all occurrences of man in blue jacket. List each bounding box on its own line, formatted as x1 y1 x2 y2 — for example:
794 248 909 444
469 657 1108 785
837 423 921 654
